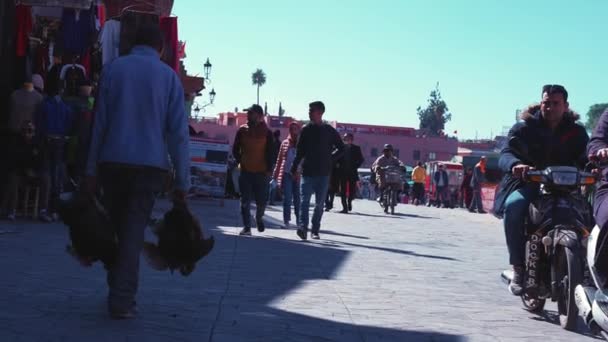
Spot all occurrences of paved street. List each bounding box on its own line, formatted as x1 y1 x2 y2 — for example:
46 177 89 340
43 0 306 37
0 198 602 342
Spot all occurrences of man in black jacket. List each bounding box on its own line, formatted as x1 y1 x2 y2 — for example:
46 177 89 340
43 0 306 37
291 101 344 240
494 84 588 296
337 133 364 213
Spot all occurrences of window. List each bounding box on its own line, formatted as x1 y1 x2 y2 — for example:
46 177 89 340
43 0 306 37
371 148 378 157
413 150 421 160
394 149 400 157
227 117 236 126
429 152 436 160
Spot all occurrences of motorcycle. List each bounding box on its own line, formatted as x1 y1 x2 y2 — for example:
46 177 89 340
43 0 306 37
378 165 404 215
574 156 608 339
500 138 596 331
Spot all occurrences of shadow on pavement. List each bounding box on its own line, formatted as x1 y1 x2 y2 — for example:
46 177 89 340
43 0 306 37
0 199 464 341
315 239 460 262
352 211 438 220
530 310 600 339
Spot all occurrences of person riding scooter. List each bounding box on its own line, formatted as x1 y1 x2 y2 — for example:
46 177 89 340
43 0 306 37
371 144 405 212
493 84 589 296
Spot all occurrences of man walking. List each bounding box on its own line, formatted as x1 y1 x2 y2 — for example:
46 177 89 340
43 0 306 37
411 162 426 205
469 156 487 213
433 164 449 208
272 122 301 228
291 101 344 240
86 23 190 319
336 133 364 213
232 104 274 236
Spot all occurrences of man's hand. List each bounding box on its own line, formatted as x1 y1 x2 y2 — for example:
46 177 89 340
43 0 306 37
596 148 608 161
512 164 531 179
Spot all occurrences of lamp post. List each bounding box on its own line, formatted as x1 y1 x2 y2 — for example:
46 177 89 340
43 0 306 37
192 59 216 119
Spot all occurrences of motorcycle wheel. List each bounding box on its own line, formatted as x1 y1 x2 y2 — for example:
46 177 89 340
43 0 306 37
555 245 582 331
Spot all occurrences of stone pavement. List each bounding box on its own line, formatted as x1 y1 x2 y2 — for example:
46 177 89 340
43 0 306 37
0 198 602 342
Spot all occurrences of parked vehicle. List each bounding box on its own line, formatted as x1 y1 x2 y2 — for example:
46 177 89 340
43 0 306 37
424 161 463 208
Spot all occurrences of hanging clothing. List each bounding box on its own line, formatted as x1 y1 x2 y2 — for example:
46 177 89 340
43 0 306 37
15 4 33 57
99 19 120 65
62 8 95 55
159 17 179 72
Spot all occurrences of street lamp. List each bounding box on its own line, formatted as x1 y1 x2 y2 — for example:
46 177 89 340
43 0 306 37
204 58 212 80
193 104 201 120
209 88 216 104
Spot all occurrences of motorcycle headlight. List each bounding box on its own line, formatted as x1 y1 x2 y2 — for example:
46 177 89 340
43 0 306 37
551 171 578 186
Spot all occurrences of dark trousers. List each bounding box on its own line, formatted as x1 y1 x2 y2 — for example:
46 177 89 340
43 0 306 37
47 138 66 210
239 171 268 228
435 186 449 206
469 188 484 211
340 178 357 210
99 164 166 312
325 191 335 210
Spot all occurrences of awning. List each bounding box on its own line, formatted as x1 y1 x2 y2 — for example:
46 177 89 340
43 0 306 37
104 0 174 18
19 0 94 9
181 75 205 95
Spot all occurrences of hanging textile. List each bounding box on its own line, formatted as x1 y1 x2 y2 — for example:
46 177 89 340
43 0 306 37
99 19 120 65
159 16 178 72
62 8 95 55
15 4 33 57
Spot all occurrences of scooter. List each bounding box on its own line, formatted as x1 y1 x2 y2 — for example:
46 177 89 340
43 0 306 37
574 156 608 340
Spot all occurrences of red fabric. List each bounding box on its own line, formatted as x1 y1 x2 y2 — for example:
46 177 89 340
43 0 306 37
98 4 106 27
159 16 179 72
34 44 49 78
15 5 33 57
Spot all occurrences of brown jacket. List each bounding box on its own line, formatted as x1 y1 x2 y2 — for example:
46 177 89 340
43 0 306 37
232 122 274 173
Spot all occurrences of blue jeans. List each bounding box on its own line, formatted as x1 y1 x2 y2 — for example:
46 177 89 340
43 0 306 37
239 171 268 229
503 183 539 266
282 173 300 224
300 176 330 234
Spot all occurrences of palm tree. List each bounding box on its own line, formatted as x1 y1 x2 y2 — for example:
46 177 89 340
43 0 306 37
251 69 267 105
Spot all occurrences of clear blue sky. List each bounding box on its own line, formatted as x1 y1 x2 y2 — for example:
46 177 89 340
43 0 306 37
174 0 607 139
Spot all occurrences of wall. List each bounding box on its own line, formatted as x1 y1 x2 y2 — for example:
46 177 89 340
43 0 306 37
190 119 458 167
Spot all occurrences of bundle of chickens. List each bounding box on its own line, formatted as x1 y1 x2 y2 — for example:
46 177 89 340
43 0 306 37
57 192 117 269
143 203 214 276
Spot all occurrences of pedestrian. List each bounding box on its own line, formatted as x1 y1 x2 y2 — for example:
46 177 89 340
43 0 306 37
336 133 364 213
268 130 281 205
324 162 339 211
291 101 344 240
461 167 473 209
272 122 301 228
433 164 449 208
411 161 426 205
469 156 487 213
232 104 274 236
85 23 190 319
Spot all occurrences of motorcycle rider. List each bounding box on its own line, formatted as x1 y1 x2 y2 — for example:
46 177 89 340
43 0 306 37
371 144 404 212
587 109 608 270
494 84 589 296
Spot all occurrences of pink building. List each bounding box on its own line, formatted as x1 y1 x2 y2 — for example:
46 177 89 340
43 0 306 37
189 112 458 168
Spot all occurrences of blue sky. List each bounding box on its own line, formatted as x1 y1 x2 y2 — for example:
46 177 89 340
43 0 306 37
174 0 608 139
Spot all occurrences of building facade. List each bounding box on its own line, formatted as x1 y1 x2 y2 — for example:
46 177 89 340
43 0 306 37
189 112 459 168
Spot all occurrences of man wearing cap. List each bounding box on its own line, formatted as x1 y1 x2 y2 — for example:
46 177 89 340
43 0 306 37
468 156 487 213
232 104 274 236
291 101 344 240
371 144 404 213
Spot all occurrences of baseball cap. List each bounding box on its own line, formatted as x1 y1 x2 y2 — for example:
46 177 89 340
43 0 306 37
243 104 264 116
